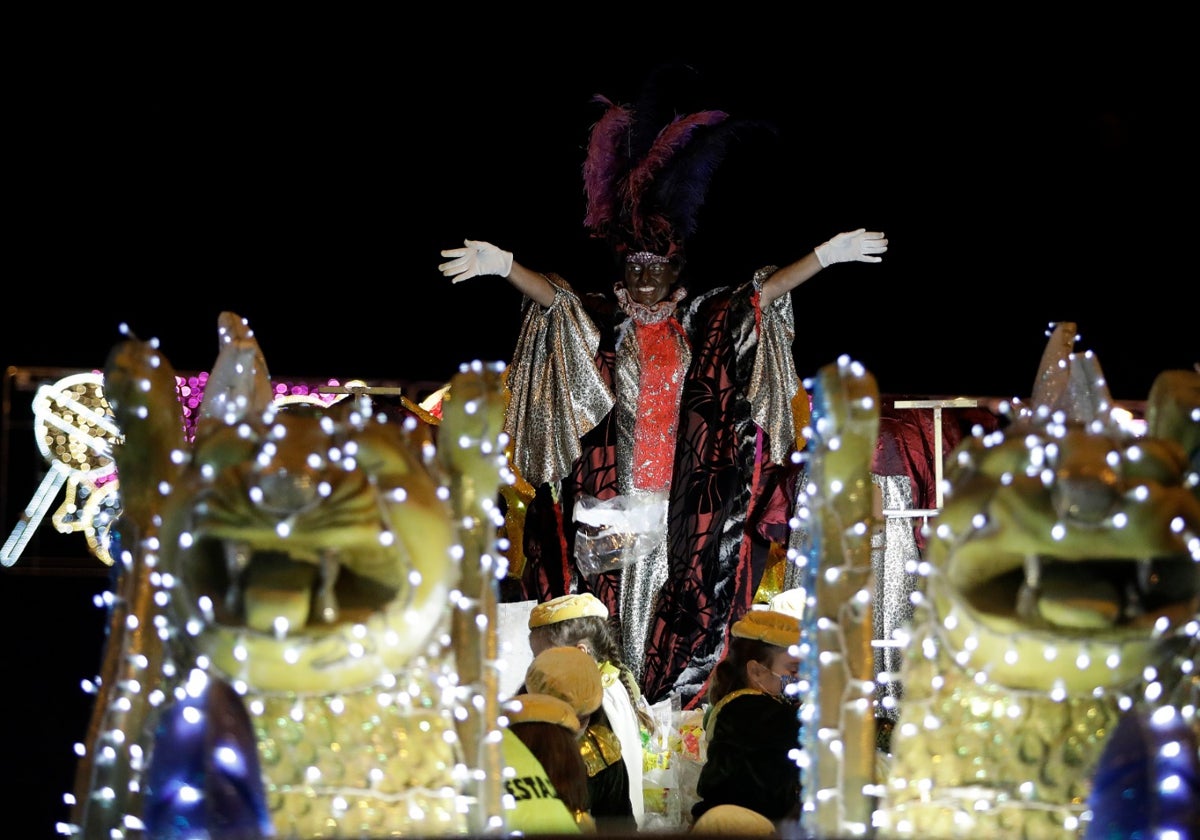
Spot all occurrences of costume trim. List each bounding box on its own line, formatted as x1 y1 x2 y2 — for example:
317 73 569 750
580 725 624 777
704 688 767 740
505 273 615 487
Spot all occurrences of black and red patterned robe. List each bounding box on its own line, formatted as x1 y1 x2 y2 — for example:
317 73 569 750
505 270 801 707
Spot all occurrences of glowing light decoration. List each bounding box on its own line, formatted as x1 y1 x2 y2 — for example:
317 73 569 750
64 313 513 838
3 364 391 570
874 323 1200 839
2 372 120 565
794 355 881 837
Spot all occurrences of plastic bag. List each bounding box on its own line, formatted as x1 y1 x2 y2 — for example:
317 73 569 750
573 491 667 576
641 694 708 831
641 694 681 830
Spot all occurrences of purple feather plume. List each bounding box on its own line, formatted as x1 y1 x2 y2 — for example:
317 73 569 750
580 63 777 257
582 95 632 235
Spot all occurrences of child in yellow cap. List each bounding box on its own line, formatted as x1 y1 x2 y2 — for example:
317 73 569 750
527 597 653 831
691 608 803 828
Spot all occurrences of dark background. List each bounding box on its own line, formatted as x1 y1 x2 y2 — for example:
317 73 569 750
2 18 1195 837
8 28 1195 400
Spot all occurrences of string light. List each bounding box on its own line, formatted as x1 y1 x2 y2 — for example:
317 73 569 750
872 346 1199 838
60 318 515 838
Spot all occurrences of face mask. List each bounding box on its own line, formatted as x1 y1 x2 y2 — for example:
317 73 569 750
778 672 802 703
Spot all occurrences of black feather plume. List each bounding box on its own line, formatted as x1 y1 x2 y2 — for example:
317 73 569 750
581 63 777 257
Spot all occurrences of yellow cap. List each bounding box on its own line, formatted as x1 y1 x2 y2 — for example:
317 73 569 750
528 593 609 629
691 804 777 835
503 693 581 733
767 588 805 620
730 609 802 648
524 645 603 716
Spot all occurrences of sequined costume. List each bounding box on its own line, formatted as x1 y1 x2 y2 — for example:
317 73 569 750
505 269 801 707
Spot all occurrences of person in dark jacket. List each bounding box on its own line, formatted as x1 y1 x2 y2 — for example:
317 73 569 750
692 608 803 827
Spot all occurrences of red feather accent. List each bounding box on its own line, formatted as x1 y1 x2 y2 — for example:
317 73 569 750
582 96 633 234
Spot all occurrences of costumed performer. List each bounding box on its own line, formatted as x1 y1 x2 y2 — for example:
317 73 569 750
440 65 886 707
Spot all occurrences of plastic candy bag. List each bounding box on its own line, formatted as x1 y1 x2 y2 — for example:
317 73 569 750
573 491 667 576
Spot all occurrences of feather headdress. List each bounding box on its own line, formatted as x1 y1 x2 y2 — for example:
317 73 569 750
582 65 770 259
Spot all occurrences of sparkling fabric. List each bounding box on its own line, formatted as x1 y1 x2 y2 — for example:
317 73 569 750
870 474 921 720
508 270 803 707
748 266 799 466
620 536 668 682
629 320 687 491
505 274 616 488
614 307 690 677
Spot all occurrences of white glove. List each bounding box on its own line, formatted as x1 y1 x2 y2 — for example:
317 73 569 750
814 229 888 267
439 239 514 282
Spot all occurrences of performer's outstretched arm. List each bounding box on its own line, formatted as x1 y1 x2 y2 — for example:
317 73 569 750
439 239 556 307
759 228 888 307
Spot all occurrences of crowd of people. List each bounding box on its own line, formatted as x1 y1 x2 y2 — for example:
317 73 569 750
500 592 806 834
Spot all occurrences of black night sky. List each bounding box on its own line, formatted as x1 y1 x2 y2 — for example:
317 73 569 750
8 26 1195 404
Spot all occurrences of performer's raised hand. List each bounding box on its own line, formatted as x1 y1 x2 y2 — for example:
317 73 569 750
439 239 514 282
814 229 888 267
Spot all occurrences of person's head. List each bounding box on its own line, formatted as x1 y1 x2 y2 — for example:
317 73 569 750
583 65 764 299
706 609 802 705
523 644 604 728
620 250 685 307
527 593 656 734
504 693 591 818
505 692 583 736
527 593 623 665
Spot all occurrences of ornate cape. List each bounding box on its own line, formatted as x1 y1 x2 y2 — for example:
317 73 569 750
504 270 801 707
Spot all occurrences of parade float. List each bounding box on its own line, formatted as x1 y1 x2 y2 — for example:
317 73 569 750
2 320 1196 838
31 313 513 837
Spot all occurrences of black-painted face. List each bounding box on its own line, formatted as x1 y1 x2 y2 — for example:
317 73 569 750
622 259 681 306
